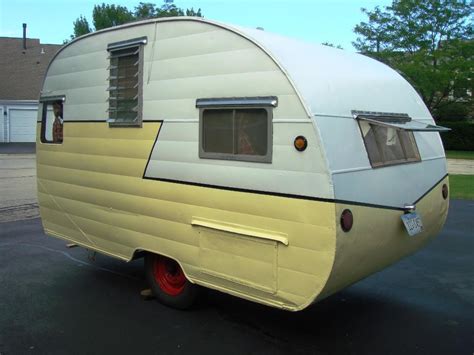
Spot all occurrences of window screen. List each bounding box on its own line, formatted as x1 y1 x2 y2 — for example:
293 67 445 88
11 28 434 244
200 108 271 163
359 121 421 167
107 39 144 126
40 99 64 144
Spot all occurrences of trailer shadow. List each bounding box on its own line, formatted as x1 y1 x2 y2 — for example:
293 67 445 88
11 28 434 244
205 286 450 354
21 240 464 354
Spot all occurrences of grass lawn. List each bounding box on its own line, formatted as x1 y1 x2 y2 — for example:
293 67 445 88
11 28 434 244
450 175 474 200
446 151 474 160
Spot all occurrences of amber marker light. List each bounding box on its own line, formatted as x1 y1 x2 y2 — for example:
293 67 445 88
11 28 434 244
340 209 353 232
442 184 448 200
294 136 307 152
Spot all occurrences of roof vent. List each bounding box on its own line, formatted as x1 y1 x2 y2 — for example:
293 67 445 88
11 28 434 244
41 48 45 54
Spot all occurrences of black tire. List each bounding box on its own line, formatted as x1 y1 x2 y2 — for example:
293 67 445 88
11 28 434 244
145 253 199 310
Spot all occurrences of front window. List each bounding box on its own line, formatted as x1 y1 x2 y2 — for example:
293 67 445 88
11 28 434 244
359 121 421 167
40 98 64 144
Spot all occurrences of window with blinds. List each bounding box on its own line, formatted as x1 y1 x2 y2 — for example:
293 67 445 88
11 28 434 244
107 37 146 126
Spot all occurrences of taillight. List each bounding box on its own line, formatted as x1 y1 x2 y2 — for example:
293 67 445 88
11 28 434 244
340 209 353 232
442 184 448 200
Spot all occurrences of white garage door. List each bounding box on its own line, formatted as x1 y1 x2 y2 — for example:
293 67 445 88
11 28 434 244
9 108 38 142
0 107 4 142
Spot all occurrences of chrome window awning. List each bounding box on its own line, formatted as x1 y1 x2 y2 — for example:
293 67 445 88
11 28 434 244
107 37 147 51
352 110 451 132
196 96 278 108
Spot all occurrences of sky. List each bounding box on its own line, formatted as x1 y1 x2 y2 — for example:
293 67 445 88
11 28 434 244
0 0 393 51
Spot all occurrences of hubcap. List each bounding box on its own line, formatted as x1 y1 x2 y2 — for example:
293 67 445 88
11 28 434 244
153 256 186 296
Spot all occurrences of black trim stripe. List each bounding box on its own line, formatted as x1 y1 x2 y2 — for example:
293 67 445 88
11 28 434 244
35 114 449 211
142 121 164 179
37 120 163 123
65 120 107 123
142 173 448 211
413 173 449 204
59 120 163 123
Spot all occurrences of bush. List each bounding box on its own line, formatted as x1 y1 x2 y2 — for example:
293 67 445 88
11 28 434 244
434 102 472 121
438 121 474 151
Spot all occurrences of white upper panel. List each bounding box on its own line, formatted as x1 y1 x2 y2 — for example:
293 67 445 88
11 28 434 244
233 26 431 119
42 18 447 206
229 23 447 207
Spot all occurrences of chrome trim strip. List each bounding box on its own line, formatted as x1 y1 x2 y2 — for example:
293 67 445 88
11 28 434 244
196 96 278 108
352 110 411 123
39 95 65 103
403 204 416 212
107 36 147 51
353 110 450 132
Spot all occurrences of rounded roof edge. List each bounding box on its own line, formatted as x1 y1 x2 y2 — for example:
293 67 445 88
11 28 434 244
43 17 431 120
231 26 432 119
43 17 311 116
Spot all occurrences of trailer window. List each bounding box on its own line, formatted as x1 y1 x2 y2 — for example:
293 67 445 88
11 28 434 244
359 121 421 167
200 108 272 163
107 37 146 127
40 100 63 144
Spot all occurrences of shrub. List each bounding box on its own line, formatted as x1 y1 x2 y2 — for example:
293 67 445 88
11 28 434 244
438 121 474 151
434 102 472 121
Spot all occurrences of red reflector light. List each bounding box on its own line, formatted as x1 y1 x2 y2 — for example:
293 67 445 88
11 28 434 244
442 184 448 200
340 209 353 232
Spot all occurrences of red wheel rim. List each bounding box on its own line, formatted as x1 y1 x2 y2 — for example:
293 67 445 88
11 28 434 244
152 256 186 296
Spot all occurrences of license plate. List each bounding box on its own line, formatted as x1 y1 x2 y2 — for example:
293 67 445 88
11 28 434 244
401 212 424 237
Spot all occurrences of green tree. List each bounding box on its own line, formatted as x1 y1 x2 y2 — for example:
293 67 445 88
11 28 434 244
156 3 184 17
71 2 203 39
353 6 394 53
134 2 158 19
92 3 135 30
73 15 92 38
185 7 202 17
321 42 343 50
353 0 473 119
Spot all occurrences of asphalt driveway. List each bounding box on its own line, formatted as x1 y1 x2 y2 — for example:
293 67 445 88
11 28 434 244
0 200 472 355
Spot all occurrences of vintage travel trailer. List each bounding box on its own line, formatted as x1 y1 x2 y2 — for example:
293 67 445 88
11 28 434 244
36 17 450 311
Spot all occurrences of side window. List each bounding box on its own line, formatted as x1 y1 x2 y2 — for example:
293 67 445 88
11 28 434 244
40 99 64 144
107 37 146 127
359 121 421 167
200 107 272 163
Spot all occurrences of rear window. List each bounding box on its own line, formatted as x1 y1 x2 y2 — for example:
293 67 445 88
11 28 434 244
359 121 421 168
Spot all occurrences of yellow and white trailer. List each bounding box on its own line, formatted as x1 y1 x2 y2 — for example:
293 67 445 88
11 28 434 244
36 17 450 310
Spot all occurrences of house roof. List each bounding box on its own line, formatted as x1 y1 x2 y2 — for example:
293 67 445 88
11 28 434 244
0 37 61 100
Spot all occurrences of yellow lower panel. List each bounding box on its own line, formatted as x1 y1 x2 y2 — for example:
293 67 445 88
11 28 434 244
319 177 449 300
36 122 447 311
36 122 337 310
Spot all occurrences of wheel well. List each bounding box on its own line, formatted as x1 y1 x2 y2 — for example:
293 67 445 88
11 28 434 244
130 249 147 261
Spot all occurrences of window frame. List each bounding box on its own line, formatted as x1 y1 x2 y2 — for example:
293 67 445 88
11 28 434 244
39 95 65 144
106 36 147 128
198 97 276 163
